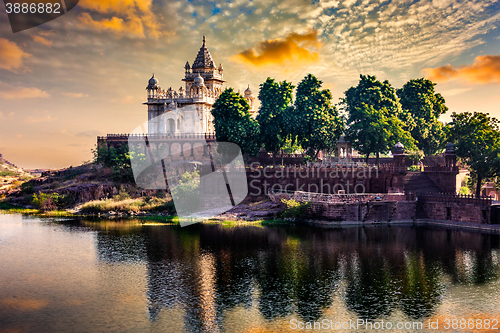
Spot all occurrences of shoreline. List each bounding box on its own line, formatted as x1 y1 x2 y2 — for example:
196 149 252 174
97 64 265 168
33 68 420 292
2 203 499 233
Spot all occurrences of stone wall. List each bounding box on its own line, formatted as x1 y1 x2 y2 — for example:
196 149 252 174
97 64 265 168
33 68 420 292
245 165 407 199
424 171 459 193
419 201 490 224
306 200 416 222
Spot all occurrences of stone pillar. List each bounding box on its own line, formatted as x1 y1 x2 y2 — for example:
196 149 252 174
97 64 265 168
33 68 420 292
392 142 405 167
445 142 456 167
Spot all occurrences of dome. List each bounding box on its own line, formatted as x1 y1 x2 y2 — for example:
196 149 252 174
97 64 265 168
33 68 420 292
445 142 455 152
193 73 204 86
244 85 252 96
393 142 404 153
146 74 159 89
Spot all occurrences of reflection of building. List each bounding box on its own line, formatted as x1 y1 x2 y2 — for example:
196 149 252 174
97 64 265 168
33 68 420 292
145 36 256 134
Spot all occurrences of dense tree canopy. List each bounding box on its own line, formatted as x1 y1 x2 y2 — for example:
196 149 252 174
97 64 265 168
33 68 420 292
397 78 447 155
288 74 344 159
448 112 500 197
211 88 260 156
256 78 295 159
342 74 416 163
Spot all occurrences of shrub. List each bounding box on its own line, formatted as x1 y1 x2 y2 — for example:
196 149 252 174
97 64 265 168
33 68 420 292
407 165 420 172
459 186 471 195
32 192 74 211
406 150 424 162
113 187 131 201
171 171 200 214
281 198 311 221
21 182 35 194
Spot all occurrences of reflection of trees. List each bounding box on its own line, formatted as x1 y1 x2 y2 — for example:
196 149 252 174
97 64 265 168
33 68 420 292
294 256 338 322
399 251 445 319
86 221 500 330
454 248 500 285
213 250 254 318
256 252 294 320
345 254 396 320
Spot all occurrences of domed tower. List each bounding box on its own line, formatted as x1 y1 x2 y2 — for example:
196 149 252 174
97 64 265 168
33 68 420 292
146 74 160 98
181 36 225 133
183 36 225 96
244 85 256 117
145 74 165 133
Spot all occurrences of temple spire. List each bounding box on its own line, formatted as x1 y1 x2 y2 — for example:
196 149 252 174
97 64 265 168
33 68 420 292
203 36 206 46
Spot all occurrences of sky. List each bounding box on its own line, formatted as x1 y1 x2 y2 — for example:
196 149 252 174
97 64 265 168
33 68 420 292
0 0 499 169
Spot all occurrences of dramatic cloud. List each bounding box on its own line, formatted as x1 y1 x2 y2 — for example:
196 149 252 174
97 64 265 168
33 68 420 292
422 55 500 84
32 35 53 46
0 87 50 100
0 38 31 72
231 31 322 68
78 0 163 38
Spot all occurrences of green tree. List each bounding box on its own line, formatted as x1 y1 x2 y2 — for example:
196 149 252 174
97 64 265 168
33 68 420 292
343 75 416 164
93 144 136 182
448 112 500 197
397 78 447 155
212 88 260 156
289 74 344 160
256 78 295 164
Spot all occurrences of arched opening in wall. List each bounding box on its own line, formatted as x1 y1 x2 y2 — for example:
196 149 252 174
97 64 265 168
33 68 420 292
192 142 204 159
170 142 182 159
168 119 175 134
156 143 169 160
182 142 193 157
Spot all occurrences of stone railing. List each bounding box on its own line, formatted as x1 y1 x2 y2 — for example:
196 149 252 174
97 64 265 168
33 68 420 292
424 166 459 172
409 191 493 206
268 189 411 204
98 133 217 141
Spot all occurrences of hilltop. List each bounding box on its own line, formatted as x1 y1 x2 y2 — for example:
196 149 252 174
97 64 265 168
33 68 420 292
0 154 32 194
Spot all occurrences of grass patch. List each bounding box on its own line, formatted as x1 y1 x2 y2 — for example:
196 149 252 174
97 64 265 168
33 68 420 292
137 215 179 223
80 196 175 214
39 210 74 217
0 170 19 177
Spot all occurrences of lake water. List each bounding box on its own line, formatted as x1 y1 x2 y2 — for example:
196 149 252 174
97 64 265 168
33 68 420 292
1 213 500 333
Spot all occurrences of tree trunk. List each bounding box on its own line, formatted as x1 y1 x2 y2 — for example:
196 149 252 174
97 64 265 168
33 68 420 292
376 152 380 166
272 150 276 167
476 174 483 198
365 153 370 164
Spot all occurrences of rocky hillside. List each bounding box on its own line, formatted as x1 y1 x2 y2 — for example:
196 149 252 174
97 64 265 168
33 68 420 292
0 154 32 194
3 162 166 207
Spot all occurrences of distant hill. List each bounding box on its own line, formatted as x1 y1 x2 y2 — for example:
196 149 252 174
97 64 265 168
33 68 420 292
0 154 31 193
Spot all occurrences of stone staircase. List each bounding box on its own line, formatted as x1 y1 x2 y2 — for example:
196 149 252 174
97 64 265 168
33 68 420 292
403 172 442 193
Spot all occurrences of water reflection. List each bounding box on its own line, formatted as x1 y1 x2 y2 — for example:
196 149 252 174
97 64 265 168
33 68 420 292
4 215 500 332
89 221 500 330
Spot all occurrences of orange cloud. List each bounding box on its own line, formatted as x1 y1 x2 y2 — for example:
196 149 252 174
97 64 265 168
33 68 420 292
231 31 322 68
78 0 162 38
0 38 31 72
0 87 50 100
32 35 53 46
422 55 500 84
